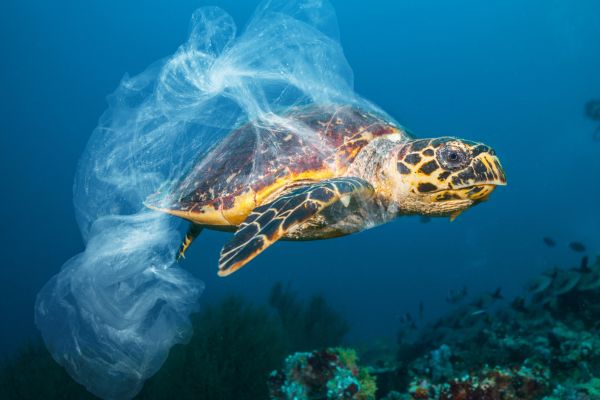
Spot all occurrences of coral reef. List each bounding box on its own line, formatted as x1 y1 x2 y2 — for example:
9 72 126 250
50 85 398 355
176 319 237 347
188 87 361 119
544 377 600 399
426 345 453 382
265 253 600 400
268 348 376 400
407 365 550 400
5 254 600 400
367 253 600 399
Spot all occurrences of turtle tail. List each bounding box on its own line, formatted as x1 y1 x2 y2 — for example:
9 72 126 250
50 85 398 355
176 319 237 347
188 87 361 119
177 223 204 261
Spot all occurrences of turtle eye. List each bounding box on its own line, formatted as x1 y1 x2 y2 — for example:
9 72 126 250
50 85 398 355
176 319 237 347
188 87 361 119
437 144 470 170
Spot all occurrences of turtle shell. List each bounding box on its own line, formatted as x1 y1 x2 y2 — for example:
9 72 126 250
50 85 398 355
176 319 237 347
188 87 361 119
149 105 408 226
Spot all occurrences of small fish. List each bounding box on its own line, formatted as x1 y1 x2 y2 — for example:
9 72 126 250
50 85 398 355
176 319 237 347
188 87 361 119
470 309 486 317
543 237 556 247
419 216 431 224
569 241 587 253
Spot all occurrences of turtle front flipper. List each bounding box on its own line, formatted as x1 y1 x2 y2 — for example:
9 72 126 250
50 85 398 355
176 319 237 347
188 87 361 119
177 223 204 261
218 177 373 276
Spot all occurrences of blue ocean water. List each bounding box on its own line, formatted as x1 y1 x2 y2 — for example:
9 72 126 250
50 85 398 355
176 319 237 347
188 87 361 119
1 0 599 398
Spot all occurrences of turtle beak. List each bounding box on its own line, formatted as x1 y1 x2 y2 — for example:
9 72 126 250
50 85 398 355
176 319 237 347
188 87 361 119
480 153 507 187
464 184 497 202
463 153 506 202
457 151 506 203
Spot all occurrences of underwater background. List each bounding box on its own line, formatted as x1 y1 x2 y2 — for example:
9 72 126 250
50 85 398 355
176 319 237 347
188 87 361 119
1 0 599 399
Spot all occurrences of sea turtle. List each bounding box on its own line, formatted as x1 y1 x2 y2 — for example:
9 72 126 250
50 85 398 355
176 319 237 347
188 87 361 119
146 105 506 276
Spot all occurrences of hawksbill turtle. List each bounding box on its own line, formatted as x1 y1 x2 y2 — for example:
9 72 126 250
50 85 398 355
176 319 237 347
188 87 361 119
146 105 506 276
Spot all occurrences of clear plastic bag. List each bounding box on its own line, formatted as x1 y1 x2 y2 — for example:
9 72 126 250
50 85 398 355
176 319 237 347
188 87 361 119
35 1 387 398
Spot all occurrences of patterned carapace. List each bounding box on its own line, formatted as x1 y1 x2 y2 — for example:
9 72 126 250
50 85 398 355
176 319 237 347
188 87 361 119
148 105 405 227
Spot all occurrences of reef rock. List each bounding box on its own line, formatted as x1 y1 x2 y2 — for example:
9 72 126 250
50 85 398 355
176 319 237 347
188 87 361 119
268 348 376 400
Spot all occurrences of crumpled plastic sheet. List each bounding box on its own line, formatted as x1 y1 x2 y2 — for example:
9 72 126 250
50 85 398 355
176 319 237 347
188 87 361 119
35 0 386 398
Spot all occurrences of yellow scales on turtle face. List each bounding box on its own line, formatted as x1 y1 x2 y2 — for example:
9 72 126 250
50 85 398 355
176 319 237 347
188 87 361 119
146 105 506 276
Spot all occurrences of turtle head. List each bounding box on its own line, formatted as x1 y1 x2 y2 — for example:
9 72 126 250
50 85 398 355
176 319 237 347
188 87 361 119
389 137 506 219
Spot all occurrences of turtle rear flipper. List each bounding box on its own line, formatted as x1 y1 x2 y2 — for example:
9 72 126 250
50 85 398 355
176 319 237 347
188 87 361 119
218 177 373 276
177 223 204 260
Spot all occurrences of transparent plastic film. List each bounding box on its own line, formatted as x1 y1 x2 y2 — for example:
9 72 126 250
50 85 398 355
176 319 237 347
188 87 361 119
35 1 391 399
35 214 202 399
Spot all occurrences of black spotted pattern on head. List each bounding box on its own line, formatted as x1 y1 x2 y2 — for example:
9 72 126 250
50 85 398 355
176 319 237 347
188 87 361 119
474 159 498 180
494 159 506 182
410 140 430 152
436 192 460 201
418 160 439 175
437 193 452 201
404 153 422 165
418 183 438 193
431 138 452 148
461 139 478 147
467 186 484 194
471 144 491 158
423 149 434 156
452 167 476 186
397 162 411 175
473 159 488 176
451 157 499 186
438 171 451 182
